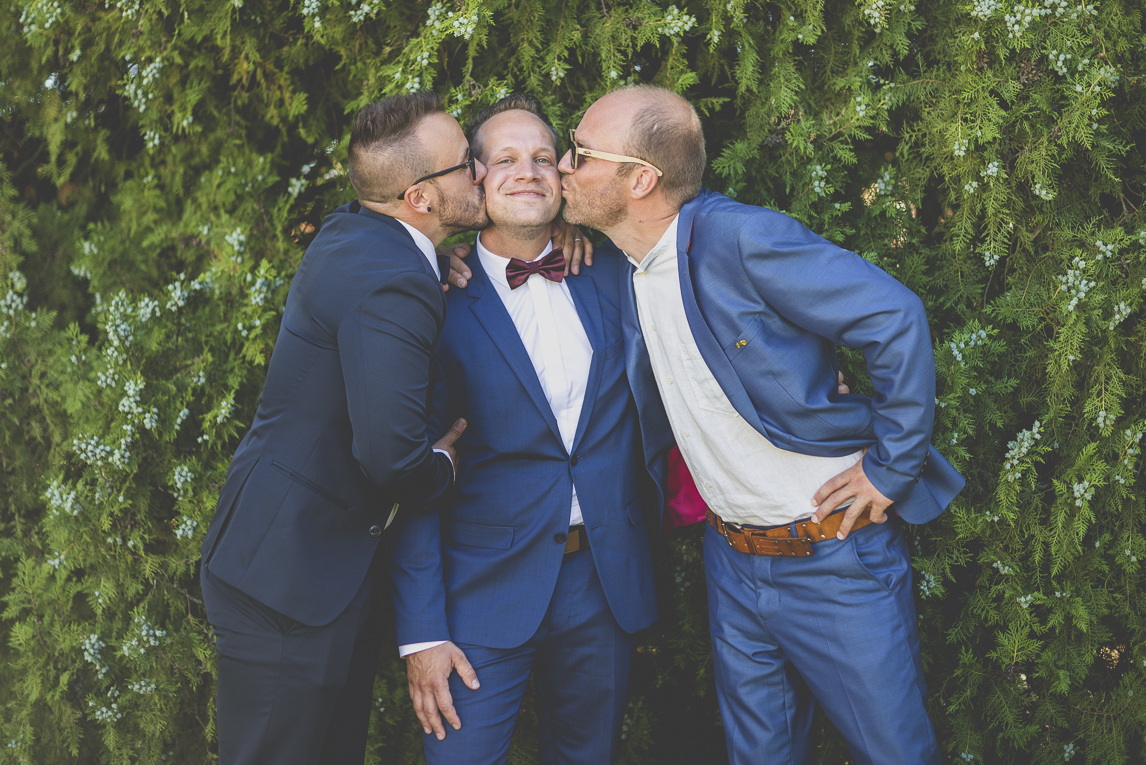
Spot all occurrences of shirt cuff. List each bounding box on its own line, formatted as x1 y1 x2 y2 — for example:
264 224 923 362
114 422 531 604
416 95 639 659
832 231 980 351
433 447 456 484
399 640 448 658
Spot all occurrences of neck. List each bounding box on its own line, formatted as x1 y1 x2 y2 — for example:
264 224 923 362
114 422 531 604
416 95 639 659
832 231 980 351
601 204 680 264
478 224 552 261
359 199 448 247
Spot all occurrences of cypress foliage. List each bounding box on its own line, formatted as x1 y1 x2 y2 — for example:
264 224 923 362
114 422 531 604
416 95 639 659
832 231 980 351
1 1 1143 763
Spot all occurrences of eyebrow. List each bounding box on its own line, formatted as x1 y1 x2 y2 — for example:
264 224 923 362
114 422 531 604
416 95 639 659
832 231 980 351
490 145 557 156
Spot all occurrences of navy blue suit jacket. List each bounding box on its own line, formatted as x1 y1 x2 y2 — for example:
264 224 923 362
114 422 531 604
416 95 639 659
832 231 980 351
390 249 662 650
622 190 964 524
201 202 454 627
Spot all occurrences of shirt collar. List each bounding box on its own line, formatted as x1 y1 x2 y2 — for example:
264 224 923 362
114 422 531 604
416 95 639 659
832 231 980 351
475 232 554 290
626 214 680 273
396 219 441 281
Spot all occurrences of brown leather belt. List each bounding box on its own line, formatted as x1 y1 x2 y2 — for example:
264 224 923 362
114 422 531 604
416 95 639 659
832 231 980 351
564 525 589 555
706 507 873 557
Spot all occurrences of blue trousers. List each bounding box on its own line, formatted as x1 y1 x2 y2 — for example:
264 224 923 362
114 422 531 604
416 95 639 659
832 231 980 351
423 548 634 765
704 519 940 765
202 561 387 765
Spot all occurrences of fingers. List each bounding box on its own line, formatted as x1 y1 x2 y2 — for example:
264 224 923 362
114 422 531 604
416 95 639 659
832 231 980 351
812 468 851 509
811 486 855 523
445 251 471 290
435 418 468 449
409 685 435 736
834 499 868 540
582 236 594 268
422 684 448 740
437 242 472 260
566 237 584 276
433 682 461 734
453 650 480 691
837 370 850 395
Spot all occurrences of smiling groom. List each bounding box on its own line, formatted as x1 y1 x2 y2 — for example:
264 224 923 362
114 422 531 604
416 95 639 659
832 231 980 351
390 94 664 765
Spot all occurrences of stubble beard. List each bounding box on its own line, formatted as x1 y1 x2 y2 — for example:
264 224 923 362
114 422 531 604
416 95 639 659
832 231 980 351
562 172 628 232
435 181 490 234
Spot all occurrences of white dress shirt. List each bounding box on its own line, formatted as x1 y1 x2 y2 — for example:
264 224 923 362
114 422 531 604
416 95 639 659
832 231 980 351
397 219 442 281
627 216 863 528
399 233 593 658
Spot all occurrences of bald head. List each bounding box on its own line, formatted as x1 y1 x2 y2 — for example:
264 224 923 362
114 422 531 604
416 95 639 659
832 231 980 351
603 85 706 208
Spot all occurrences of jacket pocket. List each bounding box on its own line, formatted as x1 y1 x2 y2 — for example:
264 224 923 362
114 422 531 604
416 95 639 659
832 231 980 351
271 461 351 511
447 520 515 550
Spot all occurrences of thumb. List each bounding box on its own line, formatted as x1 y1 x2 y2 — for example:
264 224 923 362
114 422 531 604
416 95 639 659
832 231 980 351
453 650 480 690
439 418 468 447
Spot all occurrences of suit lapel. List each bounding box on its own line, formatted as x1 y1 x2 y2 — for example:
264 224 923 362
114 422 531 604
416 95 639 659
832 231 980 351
353 202 443 285
565 273 604 454
674 205 760 427
465 255 565 446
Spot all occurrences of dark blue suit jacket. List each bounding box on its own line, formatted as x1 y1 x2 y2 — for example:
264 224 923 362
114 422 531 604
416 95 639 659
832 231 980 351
201 202 454 627
390 250 662 650
622 190 964 524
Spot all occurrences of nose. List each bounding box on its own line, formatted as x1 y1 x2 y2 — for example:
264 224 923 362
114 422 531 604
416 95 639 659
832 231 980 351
557 149 574 175
473 158 487 184
515 158 541 181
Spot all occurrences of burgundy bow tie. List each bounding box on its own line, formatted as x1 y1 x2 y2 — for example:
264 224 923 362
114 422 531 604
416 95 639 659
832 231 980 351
505 249 566 290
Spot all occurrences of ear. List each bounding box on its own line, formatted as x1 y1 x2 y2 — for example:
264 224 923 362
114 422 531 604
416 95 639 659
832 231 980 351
628 167 660 201
404 183 434 215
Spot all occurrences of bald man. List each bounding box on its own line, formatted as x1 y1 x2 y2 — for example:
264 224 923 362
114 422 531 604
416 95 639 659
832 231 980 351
557 84 964 765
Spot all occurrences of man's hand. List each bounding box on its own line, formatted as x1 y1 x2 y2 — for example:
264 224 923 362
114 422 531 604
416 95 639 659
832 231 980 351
811 450 892 539
551 220 594 276
837 370 849 395
405 641 480 740
439 243 473 292
432 418 467 478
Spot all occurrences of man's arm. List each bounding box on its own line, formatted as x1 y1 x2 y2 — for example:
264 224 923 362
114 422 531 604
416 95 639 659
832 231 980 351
439 221 594 289
737 211 936 534
390 507 479 740
338 270 453 504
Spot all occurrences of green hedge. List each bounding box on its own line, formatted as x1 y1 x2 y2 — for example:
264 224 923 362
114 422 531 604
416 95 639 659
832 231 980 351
1 1 1143 762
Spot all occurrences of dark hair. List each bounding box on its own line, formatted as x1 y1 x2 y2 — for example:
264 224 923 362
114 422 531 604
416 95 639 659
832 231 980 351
618 85 705 207
348 92 445 202
467 94 560 161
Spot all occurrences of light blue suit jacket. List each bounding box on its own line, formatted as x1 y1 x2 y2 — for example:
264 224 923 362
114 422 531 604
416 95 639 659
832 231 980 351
620 190 964 524
390 250 661 649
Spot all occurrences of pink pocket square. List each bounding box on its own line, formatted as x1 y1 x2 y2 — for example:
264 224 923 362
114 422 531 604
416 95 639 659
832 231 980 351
663 446 709 535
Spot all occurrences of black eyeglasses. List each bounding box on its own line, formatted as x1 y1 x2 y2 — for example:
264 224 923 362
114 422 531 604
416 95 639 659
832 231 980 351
397 149 477 200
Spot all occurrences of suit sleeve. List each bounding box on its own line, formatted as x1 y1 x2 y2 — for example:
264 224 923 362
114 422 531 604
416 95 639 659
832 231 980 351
390 505 450 646
737 210 936 503
338 269 453 506
390 357 453 647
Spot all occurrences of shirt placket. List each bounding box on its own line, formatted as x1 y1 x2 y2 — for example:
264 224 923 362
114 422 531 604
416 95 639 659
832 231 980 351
527 277 573 451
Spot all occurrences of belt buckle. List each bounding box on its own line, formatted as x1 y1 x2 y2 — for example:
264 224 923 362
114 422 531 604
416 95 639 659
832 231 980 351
722 520 742 547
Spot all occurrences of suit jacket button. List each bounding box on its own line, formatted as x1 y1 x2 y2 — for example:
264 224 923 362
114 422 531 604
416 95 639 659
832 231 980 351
554 532 567 544
369 525 383 537
570 455 579 466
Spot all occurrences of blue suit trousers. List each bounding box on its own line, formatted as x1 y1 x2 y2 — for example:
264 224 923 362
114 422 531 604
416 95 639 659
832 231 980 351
422 548 634 765
704 520 940 765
